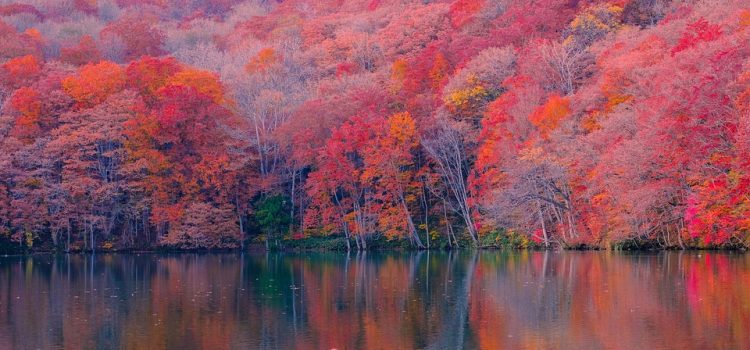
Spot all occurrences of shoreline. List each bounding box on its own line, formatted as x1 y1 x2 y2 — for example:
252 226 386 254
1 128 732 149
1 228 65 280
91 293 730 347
2 241 747 256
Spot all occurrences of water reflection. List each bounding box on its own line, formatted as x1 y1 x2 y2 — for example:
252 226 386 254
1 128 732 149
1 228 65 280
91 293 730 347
0 251 747 349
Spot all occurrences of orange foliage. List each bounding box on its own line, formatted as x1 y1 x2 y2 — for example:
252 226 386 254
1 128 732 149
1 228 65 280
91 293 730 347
386 111 417 146
428 52 450 90
62 61 126 107
9 87 42 139
390 58 408 92
126 56 182 101
245 47 280 74
166 68 226 104
740 9 750 27
2 55 41 87
528 94 570 137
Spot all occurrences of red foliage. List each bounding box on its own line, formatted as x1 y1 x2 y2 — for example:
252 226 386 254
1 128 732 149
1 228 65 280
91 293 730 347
125 56 182 103
1 55 41 88
671 18 722 55
0 20 43 61
100 14 165 61
0 3 44 19
60 35 102 66
449 0 484 28
9 87 42 139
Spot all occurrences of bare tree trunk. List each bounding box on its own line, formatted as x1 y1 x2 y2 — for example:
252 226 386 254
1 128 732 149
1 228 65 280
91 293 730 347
289 169 296 226
422 188 430 250
66 223 71 253
90 223 95 253
536 199 550 248
400 195 424 248
442 200 456 248
422 126 478 245
238 212 245 250
235 191 245 250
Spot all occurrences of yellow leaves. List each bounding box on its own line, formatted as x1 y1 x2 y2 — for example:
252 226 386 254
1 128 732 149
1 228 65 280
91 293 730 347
529 94 570 137
166 69 226 105
571 14 605 31
245 47 280 74
444 75 489 113
571 4 623 31
62 61 126 107
567 3 623 46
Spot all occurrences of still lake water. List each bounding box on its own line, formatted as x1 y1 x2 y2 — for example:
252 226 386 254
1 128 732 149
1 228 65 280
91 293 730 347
0 251 747 349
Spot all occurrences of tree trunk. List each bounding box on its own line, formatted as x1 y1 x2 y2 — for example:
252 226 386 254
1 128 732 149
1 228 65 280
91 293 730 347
400 196 424 248
290 170 296 225
90 223 95 253
66 223 71 253
238 213 245 250
421 187 430 250
536 200 550 248
442 200 455 248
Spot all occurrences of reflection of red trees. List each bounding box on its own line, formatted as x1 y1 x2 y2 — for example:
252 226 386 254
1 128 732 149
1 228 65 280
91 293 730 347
1 253 748 348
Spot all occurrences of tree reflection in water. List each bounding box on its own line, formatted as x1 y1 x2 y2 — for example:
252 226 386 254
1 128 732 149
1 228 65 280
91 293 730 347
0 251 747 349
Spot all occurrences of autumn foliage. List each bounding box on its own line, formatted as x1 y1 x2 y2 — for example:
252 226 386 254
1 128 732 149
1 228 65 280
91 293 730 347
1 0 750 251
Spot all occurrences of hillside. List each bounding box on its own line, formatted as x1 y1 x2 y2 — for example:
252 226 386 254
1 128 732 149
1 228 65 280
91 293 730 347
0 0 749 251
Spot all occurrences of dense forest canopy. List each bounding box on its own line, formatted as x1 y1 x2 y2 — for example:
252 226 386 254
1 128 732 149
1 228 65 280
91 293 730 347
0 0 748 251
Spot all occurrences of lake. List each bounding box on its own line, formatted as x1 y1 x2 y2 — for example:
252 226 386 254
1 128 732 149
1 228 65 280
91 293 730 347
0 251 747 349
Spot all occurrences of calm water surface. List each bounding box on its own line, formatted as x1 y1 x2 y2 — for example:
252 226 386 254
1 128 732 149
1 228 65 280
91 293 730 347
0 251 747 349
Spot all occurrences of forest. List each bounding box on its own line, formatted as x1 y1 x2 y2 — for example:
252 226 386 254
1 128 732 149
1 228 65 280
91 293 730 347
0 0 748 252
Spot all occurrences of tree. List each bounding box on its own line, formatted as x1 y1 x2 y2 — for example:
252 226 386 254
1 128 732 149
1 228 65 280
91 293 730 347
60 35 102 66
1 55 41 89
536 39 591 95
528 94 570 138
363 112 426 248
304 115 380 250
161 202 240 249
62 61 126 107
123 70 244 245
422 121 479 244
443 46 516 122
100 13 164 61
125 56 181 103
255 194 291 250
